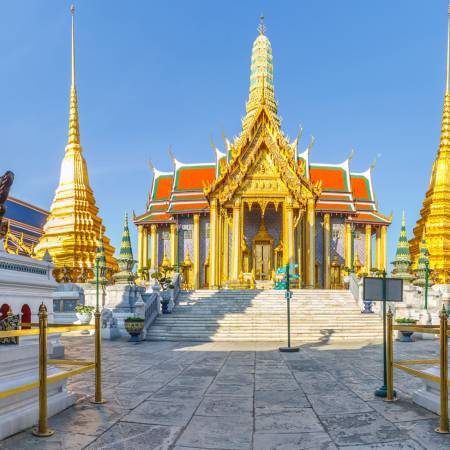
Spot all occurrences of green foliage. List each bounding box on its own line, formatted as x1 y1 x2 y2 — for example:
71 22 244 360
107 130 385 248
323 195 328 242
125 317 145 322
151 266 175 291
395 317 418 324
75 305 95 314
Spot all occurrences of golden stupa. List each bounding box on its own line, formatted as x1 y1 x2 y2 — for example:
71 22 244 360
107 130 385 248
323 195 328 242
410 6 450 283
34 5 116 280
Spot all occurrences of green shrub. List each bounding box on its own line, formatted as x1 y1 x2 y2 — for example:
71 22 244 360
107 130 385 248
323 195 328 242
125 317 144 322
395 317 417 324
75 305 95 314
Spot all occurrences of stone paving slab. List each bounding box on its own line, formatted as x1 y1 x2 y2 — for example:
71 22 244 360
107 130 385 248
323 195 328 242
1 338 449 450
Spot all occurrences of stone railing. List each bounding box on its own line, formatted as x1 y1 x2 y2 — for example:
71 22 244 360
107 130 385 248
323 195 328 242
170 272 182 305
136 288 160 340
348 273 361 302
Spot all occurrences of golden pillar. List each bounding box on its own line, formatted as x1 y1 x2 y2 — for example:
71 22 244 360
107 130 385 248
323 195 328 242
193 213 200 289
222 211 229 282
170 223 178 268
365 224 372 272
380 225 387 271
150 224 157 270
231 199 242 281
286 201 295 265
137 225 144 273
323 213 331 289
375 226 381 269
282 201 292 266
142 226 148 269
344 222 352 268
306 198 316 288
209 198 219 287
296 216 302 279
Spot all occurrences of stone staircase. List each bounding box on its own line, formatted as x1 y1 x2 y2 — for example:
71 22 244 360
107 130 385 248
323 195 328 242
146 289 384 343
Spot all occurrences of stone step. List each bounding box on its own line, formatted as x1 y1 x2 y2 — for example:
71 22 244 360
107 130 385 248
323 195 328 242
147 288 382 342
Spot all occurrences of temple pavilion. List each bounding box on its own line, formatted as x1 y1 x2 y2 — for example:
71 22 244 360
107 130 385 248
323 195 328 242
134 20 391 289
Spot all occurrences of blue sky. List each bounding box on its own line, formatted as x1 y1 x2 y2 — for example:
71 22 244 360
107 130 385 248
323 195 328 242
1 0 448 266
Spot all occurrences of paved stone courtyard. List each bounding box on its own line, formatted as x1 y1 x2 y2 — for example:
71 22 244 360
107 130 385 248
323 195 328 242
1 337 449 449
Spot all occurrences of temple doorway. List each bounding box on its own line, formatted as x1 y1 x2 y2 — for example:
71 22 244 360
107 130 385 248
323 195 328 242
252 219 274 281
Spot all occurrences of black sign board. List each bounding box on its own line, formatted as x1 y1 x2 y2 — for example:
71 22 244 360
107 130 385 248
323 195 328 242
363 277 403 302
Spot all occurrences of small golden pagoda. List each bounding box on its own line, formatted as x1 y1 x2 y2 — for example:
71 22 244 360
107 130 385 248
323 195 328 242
34 5 116 280
410 6 450 283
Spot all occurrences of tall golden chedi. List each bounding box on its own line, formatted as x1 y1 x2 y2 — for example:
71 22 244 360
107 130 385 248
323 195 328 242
410 6 450 284
35 5 116 280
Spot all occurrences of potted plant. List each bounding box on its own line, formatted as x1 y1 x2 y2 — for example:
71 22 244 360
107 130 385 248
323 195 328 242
124 316 145 342
75 305 95 325
395 317 418 342
151 266 175 314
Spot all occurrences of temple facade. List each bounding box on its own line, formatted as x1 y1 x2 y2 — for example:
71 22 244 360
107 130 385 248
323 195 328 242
134 22 390 289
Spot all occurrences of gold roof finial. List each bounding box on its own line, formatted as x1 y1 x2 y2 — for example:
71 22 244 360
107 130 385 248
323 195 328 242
446 4 450 93
67 2 80 147
258 14 266 35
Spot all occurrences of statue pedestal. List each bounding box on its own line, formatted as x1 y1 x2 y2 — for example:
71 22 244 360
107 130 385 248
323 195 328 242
413 366 450 415
99 284 146 339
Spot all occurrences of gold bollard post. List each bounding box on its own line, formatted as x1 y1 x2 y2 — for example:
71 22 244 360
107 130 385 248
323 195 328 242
385 306 395 402
91 309 106 404
32 303 54 437
436 305 449 433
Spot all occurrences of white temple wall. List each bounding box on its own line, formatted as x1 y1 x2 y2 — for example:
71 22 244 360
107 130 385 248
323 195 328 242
330 217 345 264
177 216 194 264
157 224 170 267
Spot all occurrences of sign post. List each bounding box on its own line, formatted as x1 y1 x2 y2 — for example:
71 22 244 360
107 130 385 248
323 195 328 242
279 264 300 353
363 275 403 398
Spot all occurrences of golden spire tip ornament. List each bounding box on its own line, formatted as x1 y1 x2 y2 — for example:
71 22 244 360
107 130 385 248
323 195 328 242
258 15 266 35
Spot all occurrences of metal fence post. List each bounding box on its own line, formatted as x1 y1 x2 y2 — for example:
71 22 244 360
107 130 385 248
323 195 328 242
386 307 395 401
436 305 449 434
32 303 54 437
91 309 106 404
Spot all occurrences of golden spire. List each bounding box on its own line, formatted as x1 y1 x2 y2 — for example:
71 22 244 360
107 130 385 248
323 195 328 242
67 3 80 147
410 4 450 282
242 16 279 131
34 4 116 279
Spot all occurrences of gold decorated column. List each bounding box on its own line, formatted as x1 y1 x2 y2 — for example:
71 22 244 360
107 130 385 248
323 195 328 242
306 198 316 288
231 199 242 281
170 223 178 268
345 222 352 268
150 224 157 270
296 214 302 279
323 213 331 288
193 214 200 289
365 224 372 272
222 211 229 282
209 198 219 288
375 226 381 269
286 201 295 265
142 227 148 269
380 225 387 271
137 225 144 273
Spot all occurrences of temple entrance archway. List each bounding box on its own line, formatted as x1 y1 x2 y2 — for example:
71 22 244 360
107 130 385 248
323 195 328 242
253 218 274 280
